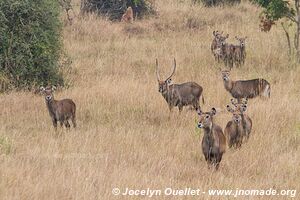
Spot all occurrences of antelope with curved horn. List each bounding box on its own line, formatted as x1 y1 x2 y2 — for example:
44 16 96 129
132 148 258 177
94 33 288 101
156 58 204 113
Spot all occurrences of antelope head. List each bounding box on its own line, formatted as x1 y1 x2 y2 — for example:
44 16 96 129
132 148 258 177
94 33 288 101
197 108 217 129
218 34 229 46
235 36 247 47
230 98 248 113
156 58 176 94
226 104 242 124
40 86 56 102
221 69 231 82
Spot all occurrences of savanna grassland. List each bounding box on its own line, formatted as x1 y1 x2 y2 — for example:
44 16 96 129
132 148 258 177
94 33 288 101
0 0 300 199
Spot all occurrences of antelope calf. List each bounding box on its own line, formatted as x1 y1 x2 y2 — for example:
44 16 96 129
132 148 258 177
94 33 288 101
40 86 76 130
197 108 226 170
224 99 252 148
156 58 204 113
121 7 133 23
221 69 271 102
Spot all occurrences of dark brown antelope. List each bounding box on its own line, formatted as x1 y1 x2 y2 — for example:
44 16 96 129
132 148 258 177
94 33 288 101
40 86 76 130
156 58 204 113
221 69 271 102
224 99 252 148
197 108 226 170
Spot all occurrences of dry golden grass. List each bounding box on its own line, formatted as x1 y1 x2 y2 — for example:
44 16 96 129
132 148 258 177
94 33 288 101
0 0 300 199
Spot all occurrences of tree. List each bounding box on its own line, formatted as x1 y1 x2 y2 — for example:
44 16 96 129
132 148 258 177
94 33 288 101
0 0 63 92
80 0 156 21
255 0 300 63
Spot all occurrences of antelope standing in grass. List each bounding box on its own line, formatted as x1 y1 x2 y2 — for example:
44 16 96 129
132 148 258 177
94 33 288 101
156 58 204 113
233 36 247 67
40 86 76 130
211 31 227 62
197 108 226 170
221 69 271 102
218 35 234 69
225 99 252 148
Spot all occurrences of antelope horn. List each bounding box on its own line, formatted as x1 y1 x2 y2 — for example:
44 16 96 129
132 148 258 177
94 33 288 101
155 58 160 81
166 58 176 80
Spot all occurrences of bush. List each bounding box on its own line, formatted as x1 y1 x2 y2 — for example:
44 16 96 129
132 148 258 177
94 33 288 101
193 0 241 7
80 0 156 21
0 0 63 92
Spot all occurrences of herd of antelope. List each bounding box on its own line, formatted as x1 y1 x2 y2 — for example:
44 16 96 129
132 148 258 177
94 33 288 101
154 30 270 170
211 31 247 69
39 30 270 170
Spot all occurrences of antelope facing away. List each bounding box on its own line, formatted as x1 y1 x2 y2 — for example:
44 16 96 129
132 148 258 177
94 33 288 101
197 108 226 170
225 99 252 148
40 86 76 130
156 58 204 113
221 69 271 102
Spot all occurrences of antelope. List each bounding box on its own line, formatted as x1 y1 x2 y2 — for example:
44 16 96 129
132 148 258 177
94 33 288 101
218 35 234 69
156 58 204 113
221 69 271 102
40 86 76 130
224 99 252 148
197 108 226 170
231 98 252 139
233 36 247 66
211 31 224 62
121 7 134 23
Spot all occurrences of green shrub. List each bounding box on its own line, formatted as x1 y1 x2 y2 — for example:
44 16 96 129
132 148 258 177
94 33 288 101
0 0 63 92
80 0 156 21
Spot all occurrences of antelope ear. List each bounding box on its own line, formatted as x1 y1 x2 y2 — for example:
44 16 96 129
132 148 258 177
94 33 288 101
40 86 45 92
166 79 172 84
226 105 233 113
196 108 202 116
211 107 217 116
52 86 57 91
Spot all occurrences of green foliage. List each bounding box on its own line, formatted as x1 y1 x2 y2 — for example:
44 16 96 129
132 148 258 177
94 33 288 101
81 0 156 21
254 0 294 21
193 0 241 7
0 0 63 91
